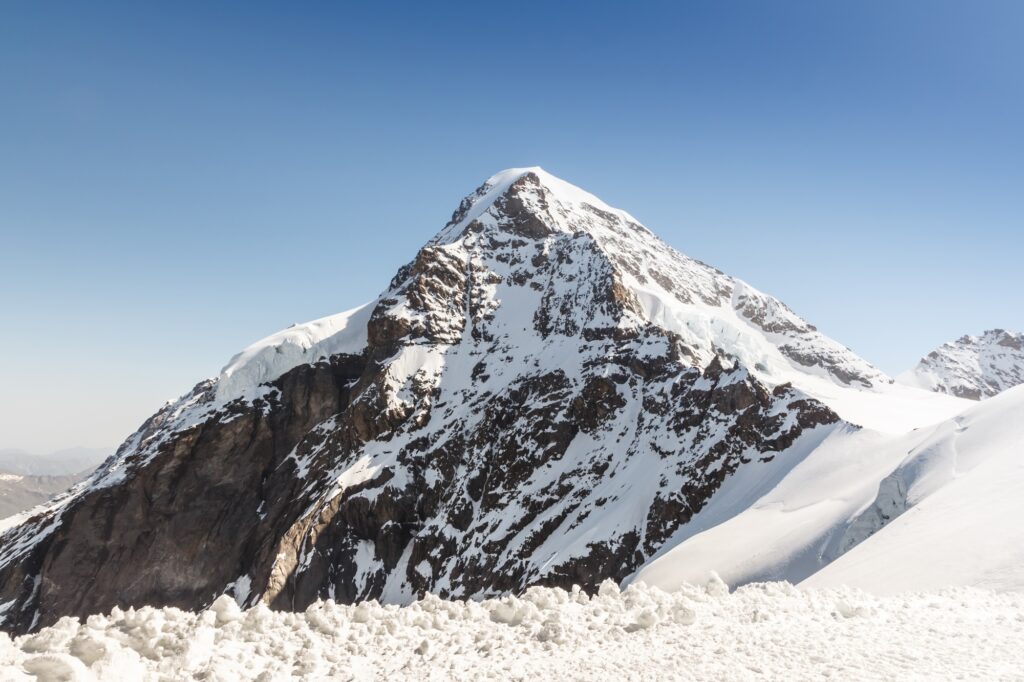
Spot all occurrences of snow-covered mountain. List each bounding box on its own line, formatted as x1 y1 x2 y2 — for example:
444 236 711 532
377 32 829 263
0 168 981 634
898 329 1024 399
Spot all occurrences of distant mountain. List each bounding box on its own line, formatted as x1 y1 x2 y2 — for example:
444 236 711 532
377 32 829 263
0 168 975 635
0 448 110 526
0 473 91 526
897 329 1024 400
0 447 111 477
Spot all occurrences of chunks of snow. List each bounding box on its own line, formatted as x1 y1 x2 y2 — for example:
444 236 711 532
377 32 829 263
2 582 1022 680
209 595 242 625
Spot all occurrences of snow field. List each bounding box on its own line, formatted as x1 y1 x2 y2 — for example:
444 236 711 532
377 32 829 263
2 579 1022 681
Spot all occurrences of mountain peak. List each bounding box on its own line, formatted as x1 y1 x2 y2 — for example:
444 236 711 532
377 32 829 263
431 166 644 247
213 168 889 412
898 328 1024 399
419 167 888 393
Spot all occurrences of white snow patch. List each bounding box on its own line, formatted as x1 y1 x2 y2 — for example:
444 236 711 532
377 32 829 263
216 302 373 402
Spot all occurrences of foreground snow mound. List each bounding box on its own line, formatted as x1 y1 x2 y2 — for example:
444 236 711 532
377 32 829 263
2 582 1022 681
898 328 1024 400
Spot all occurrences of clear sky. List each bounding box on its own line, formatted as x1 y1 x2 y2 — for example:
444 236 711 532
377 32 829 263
2 1 1022 452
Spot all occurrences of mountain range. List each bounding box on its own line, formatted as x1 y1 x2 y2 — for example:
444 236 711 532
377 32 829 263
0 168 1020 635
0 447 110 478
0 448 110 527
898 328 1024 400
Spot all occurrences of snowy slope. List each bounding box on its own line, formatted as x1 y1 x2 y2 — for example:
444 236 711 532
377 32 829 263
898 329 1024 400
632 384 1024 595
630 425 907 589
804 384 1024 593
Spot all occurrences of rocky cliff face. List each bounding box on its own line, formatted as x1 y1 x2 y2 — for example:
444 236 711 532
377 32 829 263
0 168 879 634
898 329 1024 400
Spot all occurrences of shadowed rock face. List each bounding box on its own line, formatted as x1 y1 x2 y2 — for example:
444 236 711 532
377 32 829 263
0 356 366 633
0 170 845 634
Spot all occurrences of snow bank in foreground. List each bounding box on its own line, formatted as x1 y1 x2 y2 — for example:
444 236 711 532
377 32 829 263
2 581 1022 681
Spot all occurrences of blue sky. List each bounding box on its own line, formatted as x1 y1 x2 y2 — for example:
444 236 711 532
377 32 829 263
2 1 1022 451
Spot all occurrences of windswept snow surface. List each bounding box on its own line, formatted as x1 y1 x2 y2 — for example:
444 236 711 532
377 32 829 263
1 581 1022 681
633 384 1024 594
215 302 373 402
804 384 1024 594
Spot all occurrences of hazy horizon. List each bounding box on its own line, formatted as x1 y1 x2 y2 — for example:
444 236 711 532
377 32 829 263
3 1 1022 451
